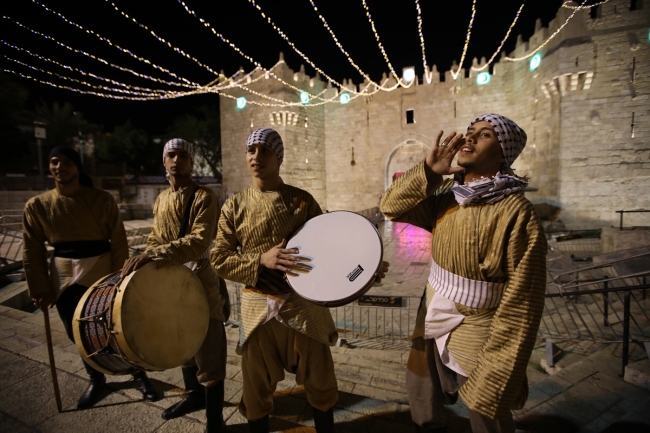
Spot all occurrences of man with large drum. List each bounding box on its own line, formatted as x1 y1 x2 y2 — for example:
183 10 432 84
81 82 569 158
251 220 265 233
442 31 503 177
23 147 159 409
122 138 229 432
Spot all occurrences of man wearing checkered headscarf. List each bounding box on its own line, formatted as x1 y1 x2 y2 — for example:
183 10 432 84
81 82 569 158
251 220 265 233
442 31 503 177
212 127 341 431
246 128 284 164
123 136 230 430
380 113 546 431
467 113 527 170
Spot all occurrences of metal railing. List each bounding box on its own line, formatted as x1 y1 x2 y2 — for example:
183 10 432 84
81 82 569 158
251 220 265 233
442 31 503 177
540 248 650 374
615 209 650 230
225 282 420 350
0 211 24 265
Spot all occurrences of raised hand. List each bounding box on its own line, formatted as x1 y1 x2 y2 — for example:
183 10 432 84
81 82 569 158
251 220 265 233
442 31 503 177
425 130 466 178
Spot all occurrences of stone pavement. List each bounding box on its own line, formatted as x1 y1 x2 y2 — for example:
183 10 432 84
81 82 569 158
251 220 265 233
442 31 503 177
1 220 650 432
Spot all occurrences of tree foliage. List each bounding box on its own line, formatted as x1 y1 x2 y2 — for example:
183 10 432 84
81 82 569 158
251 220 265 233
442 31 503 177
35 100 96 151
0 72 34 173
164 105 222 178
96 120 160 175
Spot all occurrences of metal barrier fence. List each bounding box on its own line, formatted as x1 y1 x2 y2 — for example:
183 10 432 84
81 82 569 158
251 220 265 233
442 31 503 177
0 211 23 265
225 282 421 350
541 248 650 374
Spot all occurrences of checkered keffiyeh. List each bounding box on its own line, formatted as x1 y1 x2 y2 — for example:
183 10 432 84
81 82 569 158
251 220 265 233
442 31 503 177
246 128 284 163
468 114 527 169
163 138 195 163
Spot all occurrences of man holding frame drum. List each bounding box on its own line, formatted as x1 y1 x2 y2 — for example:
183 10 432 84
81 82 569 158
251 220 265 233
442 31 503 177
122 138 229 433
381 114 546 433
23 147 159 409
212 128 389 433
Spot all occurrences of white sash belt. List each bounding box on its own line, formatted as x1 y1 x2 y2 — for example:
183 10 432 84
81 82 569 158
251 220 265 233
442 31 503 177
425 259 508 376
427 259 506 309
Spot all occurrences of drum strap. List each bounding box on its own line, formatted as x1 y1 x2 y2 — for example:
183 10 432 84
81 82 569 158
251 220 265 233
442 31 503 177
178 186 199 239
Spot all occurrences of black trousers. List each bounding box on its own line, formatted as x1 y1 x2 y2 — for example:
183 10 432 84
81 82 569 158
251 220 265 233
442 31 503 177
55 283 103 379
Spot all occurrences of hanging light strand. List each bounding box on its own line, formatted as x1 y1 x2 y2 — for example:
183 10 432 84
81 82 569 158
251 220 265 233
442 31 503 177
26 2 198 86
2 68 185 100
245 0 357 92
3 54 171 96
471 2 525 71
176 0 331 102
360 0 412 87
450 0 477 80
2 17 197 88
1 40 180 93
562 0 609 9
505 0 587 61
100 0 221 77
305 0 402 91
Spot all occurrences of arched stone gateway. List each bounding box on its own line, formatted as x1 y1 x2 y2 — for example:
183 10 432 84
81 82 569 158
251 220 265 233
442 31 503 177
384 139 431 190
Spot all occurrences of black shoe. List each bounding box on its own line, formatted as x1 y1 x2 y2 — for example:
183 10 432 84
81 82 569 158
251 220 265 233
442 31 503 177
312 407 335 433
205 381 226 433
133 371 161 402
77 373 107 409
413 422 447 433
247 415 269 433
162 365 204 420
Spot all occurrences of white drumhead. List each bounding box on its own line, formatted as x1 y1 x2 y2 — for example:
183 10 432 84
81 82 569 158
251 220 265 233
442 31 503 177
286 211 382 306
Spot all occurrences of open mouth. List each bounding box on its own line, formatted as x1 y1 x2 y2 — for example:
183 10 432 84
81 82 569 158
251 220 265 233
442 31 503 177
460 146 474 154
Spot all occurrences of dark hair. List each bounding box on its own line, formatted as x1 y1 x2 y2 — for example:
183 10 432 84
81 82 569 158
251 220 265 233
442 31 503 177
48 146 93 187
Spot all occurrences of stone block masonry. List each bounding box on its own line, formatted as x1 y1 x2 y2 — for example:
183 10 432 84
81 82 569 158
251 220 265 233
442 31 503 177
221 0 650 228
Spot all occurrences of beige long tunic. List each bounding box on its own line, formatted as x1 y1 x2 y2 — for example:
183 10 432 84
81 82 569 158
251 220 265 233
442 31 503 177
145 182 226 321
22 187 129 299
211 184 338 349
380 161 547 419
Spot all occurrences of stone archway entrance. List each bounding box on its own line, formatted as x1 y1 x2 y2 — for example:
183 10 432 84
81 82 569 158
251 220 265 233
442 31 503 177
384 139 430 190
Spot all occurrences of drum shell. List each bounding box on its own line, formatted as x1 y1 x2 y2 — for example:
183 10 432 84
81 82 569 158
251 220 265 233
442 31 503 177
73 262 210 375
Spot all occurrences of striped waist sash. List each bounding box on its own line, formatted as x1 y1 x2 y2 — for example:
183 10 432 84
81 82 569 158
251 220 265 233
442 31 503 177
427 260 506 309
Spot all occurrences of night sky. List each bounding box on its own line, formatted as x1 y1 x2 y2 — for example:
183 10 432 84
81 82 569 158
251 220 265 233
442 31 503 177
0 0 587 135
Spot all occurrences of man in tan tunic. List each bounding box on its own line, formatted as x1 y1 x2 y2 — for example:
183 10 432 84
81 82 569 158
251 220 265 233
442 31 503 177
211 128 340 433
123 139 229 433
23 146 159 409
380 114 546 433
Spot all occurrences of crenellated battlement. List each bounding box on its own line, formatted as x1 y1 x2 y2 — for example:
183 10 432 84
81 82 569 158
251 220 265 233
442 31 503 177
219 0 650 230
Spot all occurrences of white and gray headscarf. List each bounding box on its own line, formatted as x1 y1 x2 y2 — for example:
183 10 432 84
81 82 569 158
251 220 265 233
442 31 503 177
468 113 527 171
246 128 284 163
163 138 195 163
162 138 194 183
452 114 529 206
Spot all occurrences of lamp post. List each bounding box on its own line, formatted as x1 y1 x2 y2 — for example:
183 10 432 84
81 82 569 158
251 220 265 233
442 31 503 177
34 121 46 190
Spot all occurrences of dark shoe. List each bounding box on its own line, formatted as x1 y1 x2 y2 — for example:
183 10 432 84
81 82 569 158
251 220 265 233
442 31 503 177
133 371 161 402
77 373 107 409
205 381 226 433
413 422 447 433
247 415 269 433
312 407 335 433
162 365 204 420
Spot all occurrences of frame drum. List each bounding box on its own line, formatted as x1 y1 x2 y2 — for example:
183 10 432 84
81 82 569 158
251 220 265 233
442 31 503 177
73 262 209 375
285 211 383 307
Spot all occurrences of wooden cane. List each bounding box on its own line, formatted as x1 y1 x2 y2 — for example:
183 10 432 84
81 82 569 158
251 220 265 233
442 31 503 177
43 308 63 412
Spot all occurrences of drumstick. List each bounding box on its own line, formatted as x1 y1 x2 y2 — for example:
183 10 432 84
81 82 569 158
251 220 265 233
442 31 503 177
43 308 63 413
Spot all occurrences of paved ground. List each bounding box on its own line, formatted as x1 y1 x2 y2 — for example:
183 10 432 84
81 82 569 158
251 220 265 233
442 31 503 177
1 220 650 432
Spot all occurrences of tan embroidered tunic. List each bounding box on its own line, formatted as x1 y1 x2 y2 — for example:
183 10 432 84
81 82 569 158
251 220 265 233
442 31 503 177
211 184 338 349
22 187 129 299
380 160 547 419
145 182 226 321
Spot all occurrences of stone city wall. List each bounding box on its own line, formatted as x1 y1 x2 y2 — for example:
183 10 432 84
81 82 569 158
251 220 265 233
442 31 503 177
220 0 650 229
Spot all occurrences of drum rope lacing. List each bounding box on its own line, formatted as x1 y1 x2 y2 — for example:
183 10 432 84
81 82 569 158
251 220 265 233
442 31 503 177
79 273 141 369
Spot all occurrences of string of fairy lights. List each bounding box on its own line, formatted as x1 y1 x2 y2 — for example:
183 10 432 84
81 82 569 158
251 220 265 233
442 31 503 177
1 0 607 106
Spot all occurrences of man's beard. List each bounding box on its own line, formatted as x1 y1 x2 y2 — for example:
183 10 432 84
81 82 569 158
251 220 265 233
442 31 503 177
56 171 79 185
